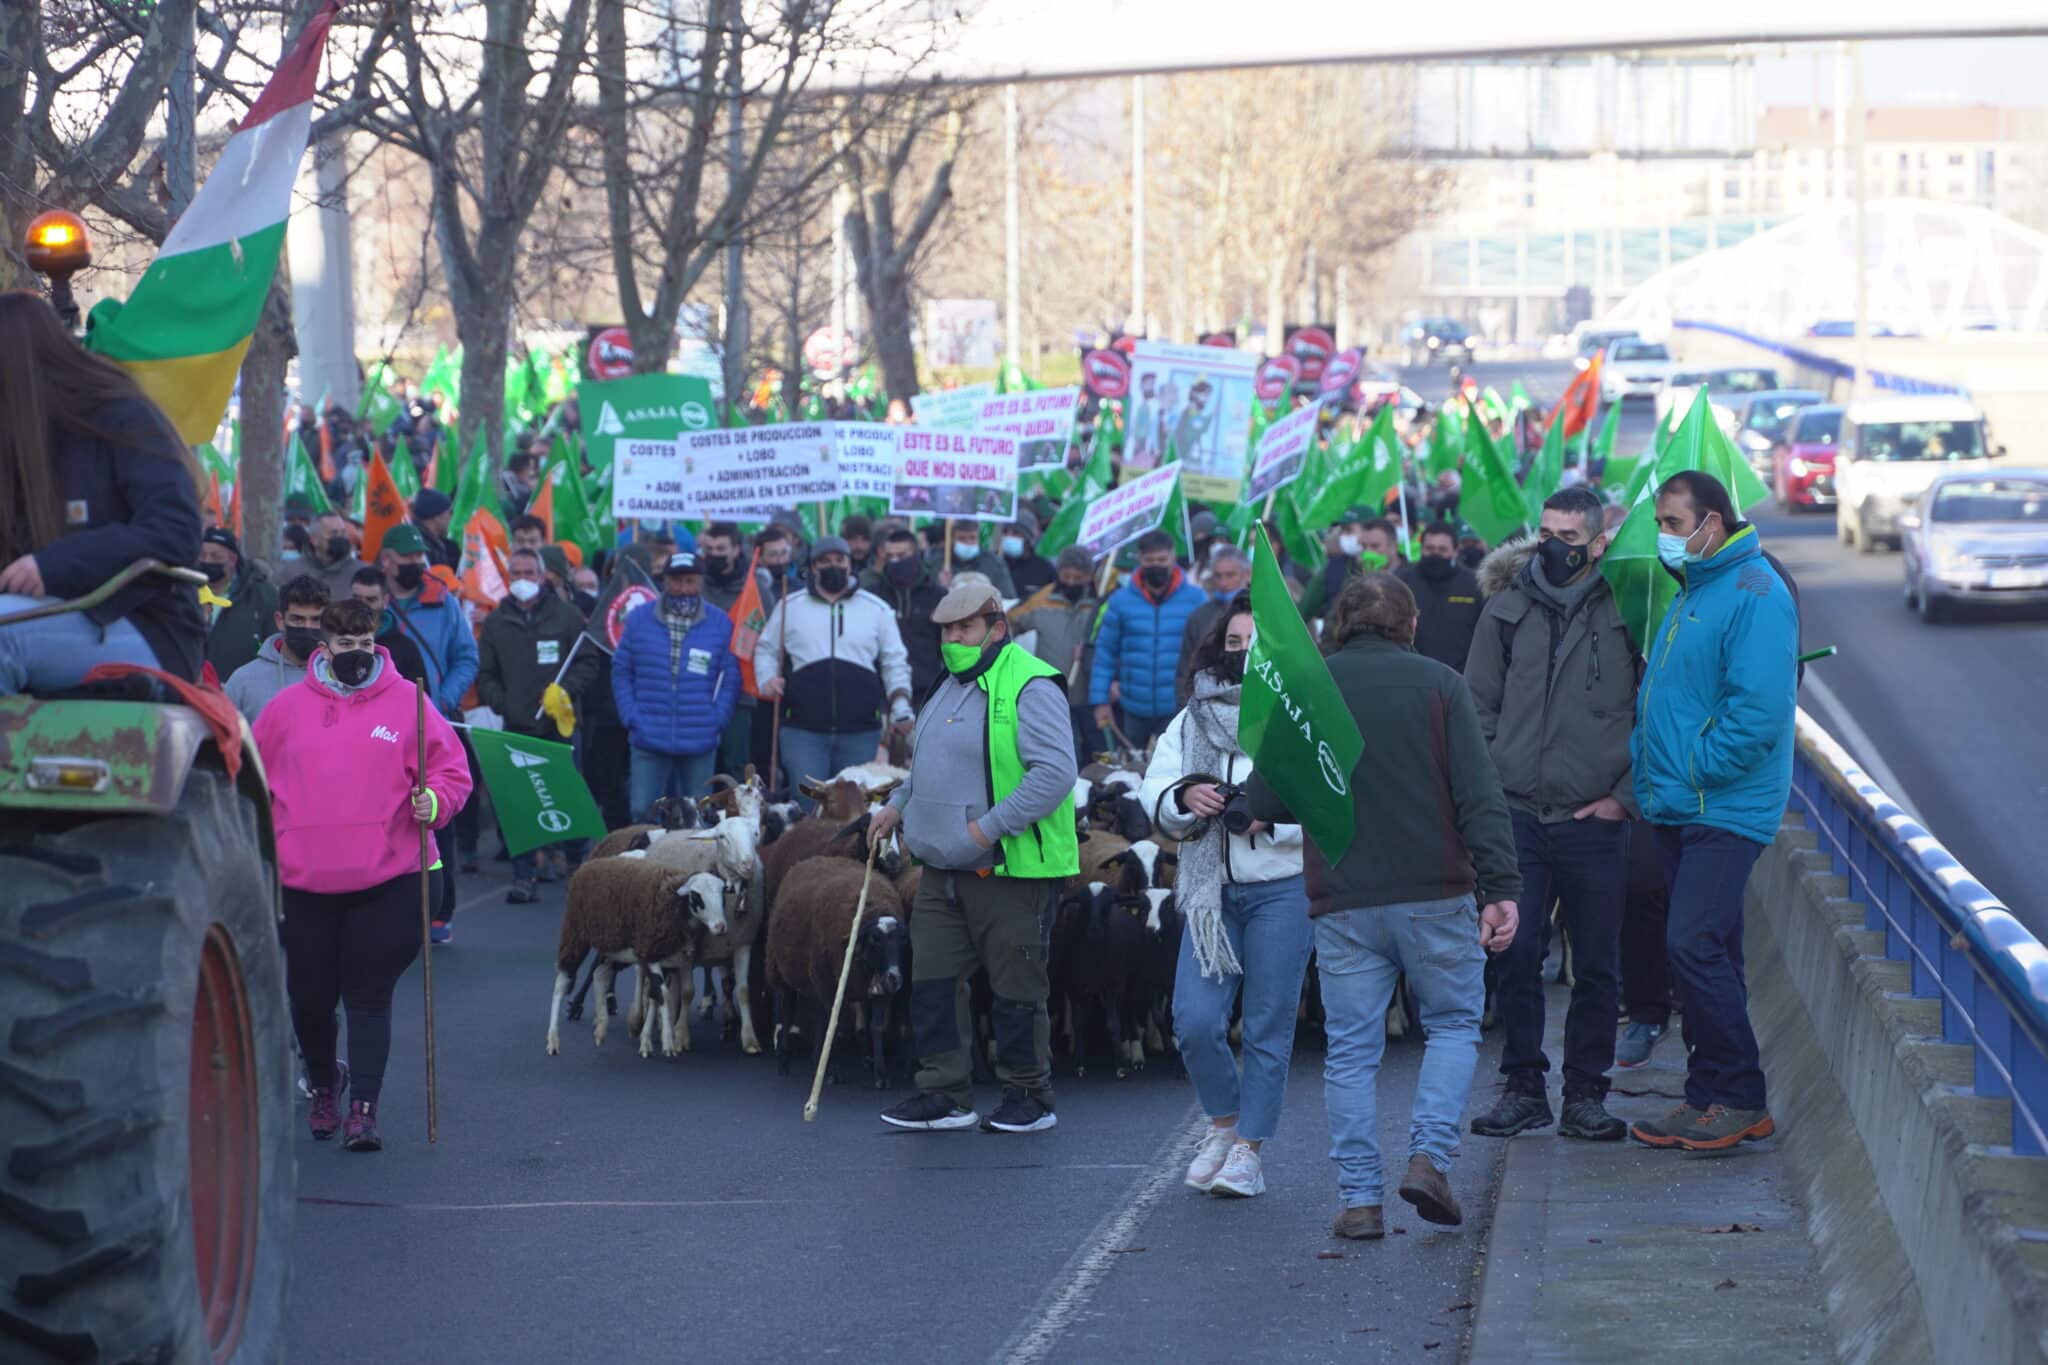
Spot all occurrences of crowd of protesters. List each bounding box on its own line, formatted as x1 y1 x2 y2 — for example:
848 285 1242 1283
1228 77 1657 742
1 282 1796 1232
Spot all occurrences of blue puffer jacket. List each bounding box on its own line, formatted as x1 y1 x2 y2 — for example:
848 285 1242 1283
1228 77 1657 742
387 578 479 717
1631 526 1799 845
1087 569 1209 719
612 600 740 758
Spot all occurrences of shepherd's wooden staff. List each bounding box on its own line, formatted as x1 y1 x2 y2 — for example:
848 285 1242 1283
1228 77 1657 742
802 836 882 1122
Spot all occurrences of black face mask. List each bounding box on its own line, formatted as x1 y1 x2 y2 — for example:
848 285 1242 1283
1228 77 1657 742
816 566 849 594
330 649 376 687
1459 546 1487 570
202 560 229 583
324 535 351 563
283 626 325 661
1057 581 1087 602
884 557 920 587
1140 565 1172 591
1418 553 1456 582
1215 650 1247 683
393 563 426 593
702 554 732 580
1536 537 1589 587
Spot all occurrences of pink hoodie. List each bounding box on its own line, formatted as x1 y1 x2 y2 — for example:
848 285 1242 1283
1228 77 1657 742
253 646 472 895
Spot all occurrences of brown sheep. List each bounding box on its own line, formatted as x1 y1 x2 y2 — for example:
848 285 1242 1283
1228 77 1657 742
759 810 904 910
545 859 727 1059
1071 831 1134 894
765 860 909 1080
588 796 695 860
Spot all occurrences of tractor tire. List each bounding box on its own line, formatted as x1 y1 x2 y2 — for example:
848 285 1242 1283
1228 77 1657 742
0 765 291 1364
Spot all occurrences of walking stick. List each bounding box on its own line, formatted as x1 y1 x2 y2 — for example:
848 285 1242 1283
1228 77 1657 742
803 835 882 1122
415 681 439 1144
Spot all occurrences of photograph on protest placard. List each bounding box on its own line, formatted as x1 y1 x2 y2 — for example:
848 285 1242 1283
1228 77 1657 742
977 387 1081 472
922 299 1000 369
1123 341 1257 500
1078 463 1180 559
890 427 1018 522
1245 403 1320 503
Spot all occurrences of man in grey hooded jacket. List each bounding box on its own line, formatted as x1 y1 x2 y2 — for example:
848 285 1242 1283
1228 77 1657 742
224 574 331 722
1462 485 1641 1144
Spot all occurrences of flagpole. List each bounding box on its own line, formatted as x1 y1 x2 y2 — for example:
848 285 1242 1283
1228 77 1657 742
533 632 585 722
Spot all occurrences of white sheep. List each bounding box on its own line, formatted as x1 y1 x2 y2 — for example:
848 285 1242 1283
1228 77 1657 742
637 819 764 1053
546 860 727 1059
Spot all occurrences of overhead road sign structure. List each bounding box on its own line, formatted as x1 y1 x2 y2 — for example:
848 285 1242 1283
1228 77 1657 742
817 0 2048 89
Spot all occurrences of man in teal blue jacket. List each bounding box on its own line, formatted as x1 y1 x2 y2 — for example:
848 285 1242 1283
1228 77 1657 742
1627 470 1798 1153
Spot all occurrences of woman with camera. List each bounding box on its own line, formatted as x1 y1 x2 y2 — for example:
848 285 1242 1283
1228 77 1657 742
1138 594 1309 1199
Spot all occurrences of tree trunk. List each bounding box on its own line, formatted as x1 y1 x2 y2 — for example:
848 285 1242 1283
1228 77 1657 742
868 264 918 402
453 306 510 467
238 272 295 568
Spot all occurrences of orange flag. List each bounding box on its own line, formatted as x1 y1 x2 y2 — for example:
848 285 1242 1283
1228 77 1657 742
457 508 510 608
202 471 226 528
527 473 555 541
360 449 408 560
227 474 243 538
1550 355 1602 440
729 547 768 698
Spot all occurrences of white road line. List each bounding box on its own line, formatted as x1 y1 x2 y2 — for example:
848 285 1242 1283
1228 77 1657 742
991 1103 1205 1365
302 1197 789 1212
1801 671 1925 823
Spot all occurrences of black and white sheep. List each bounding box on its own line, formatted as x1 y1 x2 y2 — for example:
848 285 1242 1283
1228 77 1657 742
545 859 727 1058
764 859 909 1086
635 817 765 1053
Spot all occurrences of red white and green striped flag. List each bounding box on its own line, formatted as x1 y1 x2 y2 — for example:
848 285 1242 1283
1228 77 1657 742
85 3 339 443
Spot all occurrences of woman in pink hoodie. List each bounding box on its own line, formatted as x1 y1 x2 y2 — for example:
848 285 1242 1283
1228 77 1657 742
254 597 471 1152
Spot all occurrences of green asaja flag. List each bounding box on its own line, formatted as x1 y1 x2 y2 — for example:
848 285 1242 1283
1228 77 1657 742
1522 411 1567 526
1425 405 1463 480
468 728 606 858
422 343 461 415
285 433 331 514
390 445 422 501
1590 397 1622 484
1304 403 1401 527
544 435 606 559
1240 526 1363 862
359 358 403 435
1460 417 1526 548
450 425 502 533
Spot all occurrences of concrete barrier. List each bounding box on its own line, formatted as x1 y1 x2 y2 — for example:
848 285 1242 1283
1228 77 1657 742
1747 813 2048 1363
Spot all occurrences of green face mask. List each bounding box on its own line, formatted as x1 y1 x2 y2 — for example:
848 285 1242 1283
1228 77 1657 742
942 639 992 674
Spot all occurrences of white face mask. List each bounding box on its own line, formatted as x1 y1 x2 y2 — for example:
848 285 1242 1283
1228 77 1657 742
1337 534 1362 558
508 579 543 603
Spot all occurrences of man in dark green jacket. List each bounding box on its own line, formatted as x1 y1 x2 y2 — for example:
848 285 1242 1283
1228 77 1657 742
1248 571 1519 1242
199 529 279 682
478 546 602 901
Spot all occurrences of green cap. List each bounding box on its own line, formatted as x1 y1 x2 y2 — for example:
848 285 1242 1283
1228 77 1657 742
380 523 427 556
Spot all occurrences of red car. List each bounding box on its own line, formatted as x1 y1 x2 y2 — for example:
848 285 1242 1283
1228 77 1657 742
1775 404 1843 511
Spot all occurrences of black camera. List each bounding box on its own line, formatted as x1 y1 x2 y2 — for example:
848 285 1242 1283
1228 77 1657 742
1214 783 1255 837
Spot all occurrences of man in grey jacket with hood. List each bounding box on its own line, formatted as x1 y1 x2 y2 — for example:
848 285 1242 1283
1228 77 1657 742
1463 486 1641 1143
224 574 331 723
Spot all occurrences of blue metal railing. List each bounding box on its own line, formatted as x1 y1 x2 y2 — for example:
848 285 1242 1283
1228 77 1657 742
1789 710 2048 1156
1673 318 1971 397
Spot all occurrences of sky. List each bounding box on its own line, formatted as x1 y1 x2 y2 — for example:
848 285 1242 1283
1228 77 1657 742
1754 38 2048 107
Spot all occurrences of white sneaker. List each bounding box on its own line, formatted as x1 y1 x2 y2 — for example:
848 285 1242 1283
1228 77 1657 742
1208 1142 1266 1198
1185 1127 1238 1190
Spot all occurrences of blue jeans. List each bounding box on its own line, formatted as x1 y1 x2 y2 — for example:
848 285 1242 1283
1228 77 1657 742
0 595 159 696
1115 708 1171 751
1653 824 1768 1110
1316 895 1485 1208
779 726 881 812
1172 876 1313 1141
1497 811 1627 1098
629 746 716 822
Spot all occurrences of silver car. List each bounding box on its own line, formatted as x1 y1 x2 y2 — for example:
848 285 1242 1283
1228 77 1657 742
1901 470 2048 622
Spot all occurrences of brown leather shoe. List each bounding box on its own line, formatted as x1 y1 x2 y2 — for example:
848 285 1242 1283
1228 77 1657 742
1397 1155 1462 1226
1332 1204 1384 1240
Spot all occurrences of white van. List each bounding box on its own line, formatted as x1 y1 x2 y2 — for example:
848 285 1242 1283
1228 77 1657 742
1836 396 1997 552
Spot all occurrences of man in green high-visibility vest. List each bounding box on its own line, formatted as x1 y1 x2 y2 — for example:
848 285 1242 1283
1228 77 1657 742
872 582 1080 1135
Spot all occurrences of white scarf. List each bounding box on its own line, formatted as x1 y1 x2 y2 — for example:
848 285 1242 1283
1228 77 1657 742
1179 671 1244 981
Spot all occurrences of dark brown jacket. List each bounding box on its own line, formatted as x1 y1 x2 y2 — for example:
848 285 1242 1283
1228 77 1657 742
1247 633 1520 915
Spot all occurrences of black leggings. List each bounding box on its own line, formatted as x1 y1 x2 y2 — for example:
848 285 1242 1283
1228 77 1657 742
282 874 422 1105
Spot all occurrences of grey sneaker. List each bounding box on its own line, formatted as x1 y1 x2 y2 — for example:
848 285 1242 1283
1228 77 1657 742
1630 1102 1706 1148
880 1092 978 1131
1615 1021 1667 1068
1559 1095 1626 1141
1666 1104 1776 1152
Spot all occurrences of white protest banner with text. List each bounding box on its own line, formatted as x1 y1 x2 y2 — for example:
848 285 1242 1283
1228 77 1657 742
1078 463 1180 559
1122 341 1257 499
677 423 838 518
890 428 1019 523
1245 404 1321 503
910 382 996 430
833 423 899 500
976 387 1081 471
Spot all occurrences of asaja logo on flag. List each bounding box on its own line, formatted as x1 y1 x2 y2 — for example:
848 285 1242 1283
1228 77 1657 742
595 402 625 436
509 748 548 770
468 729 605 857
537 809 573 834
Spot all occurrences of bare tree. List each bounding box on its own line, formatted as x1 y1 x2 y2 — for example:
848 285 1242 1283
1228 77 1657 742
842 86 969 401
362 0 596 463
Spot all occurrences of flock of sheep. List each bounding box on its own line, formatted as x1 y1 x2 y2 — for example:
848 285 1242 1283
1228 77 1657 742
541 760 1195 1086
